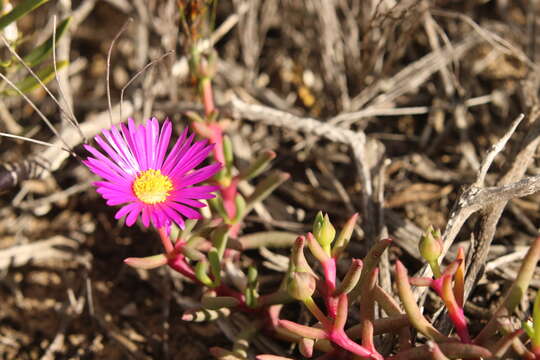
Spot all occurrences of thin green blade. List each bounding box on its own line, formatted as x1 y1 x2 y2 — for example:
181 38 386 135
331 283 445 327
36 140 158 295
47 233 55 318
3 60 68 95
23 17 71 67
0 0 49 30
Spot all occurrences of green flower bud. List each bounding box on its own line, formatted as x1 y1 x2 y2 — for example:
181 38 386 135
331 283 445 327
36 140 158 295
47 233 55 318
313 211 324 237
419 226 442 263
313 212 336 254
287 271 317 301
419 226 443 277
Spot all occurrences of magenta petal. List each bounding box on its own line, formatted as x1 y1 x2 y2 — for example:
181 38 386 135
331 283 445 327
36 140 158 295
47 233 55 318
115 203 139 220
174 198 206 208
141 206 150 227
155 120 172 168
174 163 221 187
167 140 210 176
170 185 218 199
125 205 142 226
169 202 202 219
161 132 194 174
159 204 185 229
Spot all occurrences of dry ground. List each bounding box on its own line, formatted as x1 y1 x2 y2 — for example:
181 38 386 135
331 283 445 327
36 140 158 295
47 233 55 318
1 0 540 359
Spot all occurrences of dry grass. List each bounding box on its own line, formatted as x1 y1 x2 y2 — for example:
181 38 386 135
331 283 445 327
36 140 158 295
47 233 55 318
1 0 540 358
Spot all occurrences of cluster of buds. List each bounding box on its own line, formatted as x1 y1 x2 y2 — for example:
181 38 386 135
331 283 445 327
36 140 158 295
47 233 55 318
269 213 385 359
256 218 540 359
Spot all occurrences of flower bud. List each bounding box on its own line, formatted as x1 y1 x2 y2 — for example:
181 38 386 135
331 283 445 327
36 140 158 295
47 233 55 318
419 226 443 263
287 271 317 301
313 212 336 254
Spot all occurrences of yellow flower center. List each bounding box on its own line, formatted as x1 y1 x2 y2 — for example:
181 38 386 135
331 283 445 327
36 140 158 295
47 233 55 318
133 169 173 204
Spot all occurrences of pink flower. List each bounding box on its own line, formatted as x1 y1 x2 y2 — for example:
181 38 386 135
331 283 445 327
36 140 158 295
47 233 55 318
83 118 220 229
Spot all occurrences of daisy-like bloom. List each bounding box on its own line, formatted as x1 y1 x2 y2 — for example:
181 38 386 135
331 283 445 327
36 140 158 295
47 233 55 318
83 118 221 229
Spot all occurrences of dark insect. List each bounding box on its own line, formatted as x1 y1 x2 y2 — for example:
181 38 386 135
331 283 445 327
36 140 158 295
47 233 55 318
0 157 49 193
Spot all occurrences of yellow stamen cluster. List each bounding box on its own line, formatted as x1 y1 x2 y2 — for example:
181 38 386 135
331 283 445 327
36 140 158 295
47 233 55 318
133 169 173 204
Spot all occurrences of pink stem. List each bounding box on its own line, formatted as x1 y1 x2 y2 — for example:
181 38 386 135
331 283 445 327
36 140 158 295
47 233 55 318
221 177 239 220
208 124 225 165
158 227 174 254
430 277 443 294
532 345 540 360
327 329 382 359
430 275 471 343
201 77 215 117
167 254 196 280
442 275 471 343
322 258 338 317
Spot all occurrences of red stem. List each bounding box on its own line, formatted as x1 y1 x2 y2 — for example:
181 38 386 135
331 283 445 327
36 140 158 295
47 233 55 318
201 77 215 117
327 329 382 359
322 258 338 317
158 226 174 254
167 254 196 280
221 177 239 220
430 275 471 343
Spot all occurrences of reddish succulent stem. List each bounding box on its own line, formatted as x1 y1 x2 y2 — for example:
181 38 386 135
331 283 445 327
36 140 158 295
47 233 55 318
306 294 382 359
532 346 540 360
159 227 197 279
208 123 225 166
158 227 174 254
327 329 382 359
322 258 338 317
160 229 249 307
430 276 443 294
221 177 239 220
429 275 471 343
196 63 241 231
167 254 196 280
201 77 215 118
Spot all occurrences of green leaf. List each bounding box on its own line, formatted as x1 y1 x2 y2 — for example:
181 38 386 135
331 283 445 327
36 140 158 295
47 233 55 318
533 291 540 347
245 171 289 213
195 261 213 287
23 17 71 67
0 0 49 30
239 150 276 181
208 248 221 286
3 60 68 95
232 193 246 223
524 320 535 341
208 196 229 220
239 231 298 249
211 224 229 259
222 135 233 176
